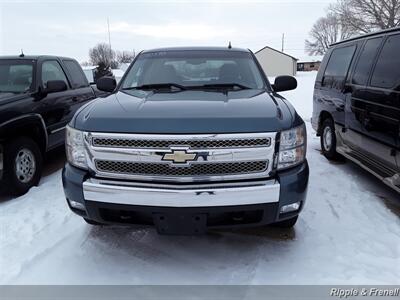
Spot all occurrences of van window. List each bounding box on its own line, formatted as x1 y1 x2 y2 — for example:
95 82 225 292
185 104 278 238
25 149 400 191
352 38 382 85
322 45 355 90
371 34 400 89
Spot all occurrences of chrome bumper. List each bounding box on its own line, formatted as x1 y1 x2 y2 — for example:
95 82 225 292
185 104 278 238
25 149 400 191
83 178 280 207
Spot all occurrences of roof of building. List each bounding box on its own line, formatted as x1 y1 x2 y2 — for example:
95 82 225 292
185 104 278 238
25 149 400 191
297 60 322 64
331 27 400 46
254 45 298 61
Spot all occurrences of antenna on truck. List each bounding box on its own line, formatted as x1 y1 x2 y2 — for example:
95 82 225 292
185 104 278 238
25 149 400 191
228 41 232 49
19 49 25 57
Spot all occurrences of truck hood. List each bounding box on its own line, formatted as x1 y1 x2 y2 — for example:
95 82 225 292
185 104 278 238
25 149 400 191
73 89 295 134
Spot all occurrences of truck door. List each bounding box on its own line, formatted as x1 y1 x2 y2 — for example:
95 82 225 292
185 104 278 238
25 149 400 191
39 59 76 149
62 59 96 109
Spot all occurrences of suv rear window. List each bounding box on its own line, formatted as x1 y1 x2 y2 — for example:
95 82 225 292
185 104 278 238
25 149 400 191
352 38 382 86
322 46 355 90
371 34 400 89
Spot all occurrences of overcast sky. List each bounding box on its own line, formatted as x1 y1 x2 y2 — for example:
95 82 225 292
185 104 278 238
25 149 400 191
0 0 335 62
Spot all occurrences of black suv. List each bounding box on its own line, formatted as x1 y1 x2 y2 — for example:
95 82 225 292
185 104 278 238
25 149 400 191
0 55 101 195
313 28 400 193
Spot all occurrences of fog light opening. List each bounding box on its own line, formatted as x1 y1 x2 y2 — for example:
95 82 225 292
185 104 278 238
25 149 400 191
68 199 85 211
280 201 301 214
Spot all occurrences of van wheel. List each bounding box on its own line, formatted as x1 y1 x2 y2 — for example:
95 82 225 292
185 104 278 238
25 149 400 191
3 137 43 196
271 216 298 228
320 118 339 160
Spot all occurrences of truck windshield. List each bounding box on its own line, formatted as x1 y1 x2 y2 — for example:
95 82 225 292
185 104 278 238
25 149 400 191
0 60 34 94
121 50 266 91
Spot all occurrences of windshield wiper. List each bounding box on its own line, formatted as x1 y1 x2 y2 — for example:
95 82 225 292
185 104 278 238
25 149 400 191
122 83 187 91
196 83 252 90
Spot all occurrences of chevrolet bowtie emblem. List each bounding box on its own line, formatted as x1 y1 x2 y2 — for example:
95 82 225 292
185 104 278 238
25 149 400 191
162 150 197 164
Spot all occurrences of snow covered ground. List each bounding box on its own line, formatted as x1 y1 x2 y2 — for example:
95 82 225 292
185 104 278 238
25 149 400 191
0 72 399 285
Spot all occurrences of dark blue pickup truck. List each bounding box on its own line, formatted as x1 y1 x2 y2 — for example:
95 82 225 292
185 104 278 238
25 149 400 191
62 47 309 235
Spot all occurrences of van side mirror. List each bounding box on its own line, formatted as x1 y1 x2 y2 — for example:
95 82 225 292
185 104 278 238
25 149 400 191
97 76 116 92
45 80 68 93
272 76 297 92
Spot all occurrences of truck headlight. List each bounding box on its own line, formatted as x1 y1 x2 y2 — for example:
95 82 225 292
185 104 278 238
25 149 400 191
278 124 306 170
66 126 88 170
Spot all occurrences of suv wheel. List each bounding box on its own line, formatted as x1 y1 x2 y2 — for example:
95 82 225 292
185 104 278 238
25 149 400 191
3 137 43 196
320 118 339 160
271 216 298 228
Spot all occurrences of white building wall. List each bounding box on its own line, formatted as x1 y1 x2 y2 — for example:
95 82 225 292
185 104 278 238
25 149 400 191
255 48 297 77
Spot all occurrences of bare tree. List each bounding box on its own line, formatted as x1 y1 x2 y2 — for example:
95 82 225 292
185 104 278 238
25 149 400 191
89 43 117 69
305 13 354 55
116 50 135 64
332 0 400 33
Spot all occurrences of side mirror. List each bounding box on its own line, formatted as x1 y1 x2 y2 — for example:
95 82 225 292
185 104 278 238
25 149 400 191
45 80 67 93
96 76 116 92
272 76 297 92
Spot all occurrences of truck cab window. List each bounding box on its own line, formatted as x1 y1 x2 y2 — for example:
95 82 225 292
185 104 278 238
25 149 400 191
322 46 355 90
352 38 382 86
0 62 33 93
41 60 68 88
63 60 89 88
371 34 400 89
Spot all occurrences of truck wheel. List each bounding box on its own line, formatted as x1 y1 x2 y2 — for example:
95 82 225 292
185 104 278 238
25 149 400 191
3 137 43 196
271 216 298 228
84 218 105 226
320 118 339 160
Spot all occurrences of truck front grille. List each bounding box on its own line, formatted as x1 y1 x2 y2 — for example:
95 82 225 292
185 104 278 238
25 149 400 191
92 137 271 149
86 132 276 182
95 160 268 177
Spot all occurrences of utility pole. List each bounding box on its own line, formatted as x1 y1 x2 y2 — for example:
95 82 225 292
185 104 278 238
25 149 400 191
107 17 112 51
281 33 285 52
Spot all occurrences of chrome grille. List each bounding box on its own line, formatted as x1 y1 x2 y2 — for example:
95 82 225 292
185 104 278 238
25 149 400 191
95 160 268 177
85 132 277 182
92 137 271 149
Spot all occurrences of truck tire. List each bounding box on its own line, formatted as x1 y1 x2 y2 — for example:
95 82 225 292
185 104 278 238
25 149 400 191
320 118 340 160
3 137 43 196
271 216 298 228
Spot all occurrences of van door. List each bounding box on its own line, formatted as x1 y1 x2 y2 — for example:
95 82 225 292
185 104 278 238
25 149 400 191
364 34 400 173
316 45 356 131
344 38 383 155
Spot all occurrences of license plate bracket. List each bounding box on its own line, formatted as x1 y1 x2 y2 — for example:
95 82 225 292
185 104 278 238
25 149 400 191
153 213 207 235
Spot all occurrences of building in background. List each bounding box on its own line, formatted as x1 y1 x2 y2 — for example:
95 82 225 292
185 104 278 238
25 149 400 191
254 46 297 77
297 61 321 72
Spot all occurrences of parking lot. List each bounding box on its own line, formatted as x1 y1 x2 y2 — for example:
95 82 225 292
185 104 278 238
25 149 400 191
1 72 399 285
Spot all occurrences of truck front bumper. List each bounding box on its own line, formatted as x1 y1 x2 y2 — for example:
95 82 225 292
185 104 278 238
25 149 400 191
62 161 309 234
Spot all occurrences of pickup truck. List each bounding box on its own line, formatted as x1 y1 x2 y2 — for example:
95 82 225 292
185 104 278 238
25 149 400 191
62 47 309 235
0 55 102 196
